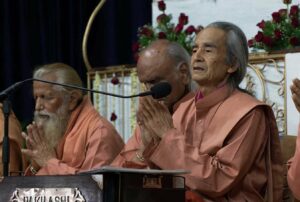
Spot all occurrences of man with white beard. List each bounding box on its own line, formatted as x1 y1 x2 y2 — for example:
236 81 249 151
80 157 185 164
22 63 124 175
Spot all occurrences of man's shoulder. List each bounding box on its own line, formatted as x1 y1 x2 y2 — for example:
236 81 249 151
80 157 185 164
228 89 265 107
220 89 271 118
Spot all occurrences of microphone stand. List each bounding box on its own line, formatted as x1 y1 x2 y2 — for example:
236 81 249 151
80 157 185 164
0 78 32 176
2 99 11 176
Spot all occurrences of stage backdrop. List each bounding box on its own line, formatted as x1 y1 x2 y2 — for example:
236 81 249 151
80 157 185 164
0 0 152 126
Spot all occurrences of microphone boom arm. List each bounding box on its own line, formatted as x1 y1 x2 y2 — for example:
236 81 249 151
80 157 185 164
33 78 152 98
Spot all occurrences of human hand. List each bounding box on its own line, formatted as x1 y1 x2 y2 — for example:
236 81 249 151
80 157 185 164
137 96 174 140
21 122 56 167
291 78 300 113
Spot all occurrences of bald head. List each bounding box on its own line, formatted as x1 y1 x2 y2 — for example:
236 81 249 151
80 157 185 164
137 40 191 83
137 40 191 111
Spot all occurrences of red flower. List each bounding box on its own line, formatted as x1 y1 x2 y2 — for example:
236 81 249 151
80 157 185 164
158 32 167 39
185 25 196 35
133 0 198 54
290 5 299 16
158 1 166 11
249 2 300 51
174 24 184 34
290 37 299 46
262 36 273 46
139 27 153 37
156 13 168 24
255 31 264 42
291 17 299 28
131 42 139 52
248 39 254 47
110 112 117 121
274 29 282 39
178 13 188 25
257 20 265 29
111 76 119 85
279 9 287 17
272 12 281 23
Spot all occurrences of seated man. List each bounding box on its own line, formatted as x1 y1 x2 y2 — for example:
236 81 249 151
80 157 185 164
114 22 283 201
0 104 24 176
22 63 124 175
111 40 202 201
111 39 194 167
287 78 300 200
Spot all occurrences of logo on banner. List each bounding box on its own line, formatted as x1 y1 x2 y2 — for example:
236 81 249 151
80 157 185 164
9 188 85 202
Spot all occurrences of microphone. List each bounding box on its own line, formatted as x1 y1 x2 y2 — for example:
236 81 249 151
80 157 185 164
32 78 172 99
138 82 172 99
0 78 33 101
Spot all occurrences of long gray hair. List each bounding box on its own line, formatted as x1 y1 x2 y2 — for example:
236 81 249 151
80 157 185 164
206 21 248 89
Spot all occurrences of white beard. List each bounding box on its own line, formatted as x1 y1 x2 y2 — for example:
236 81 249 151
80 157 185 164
34 101 70 149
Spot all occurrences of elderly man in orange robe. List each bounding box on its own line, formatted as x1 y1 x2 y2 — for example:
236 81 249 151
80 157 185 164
21 63 124 175
111 40 203 201
111 39 194 167
113 22 283 201
0 104 25 176
288 78 300 200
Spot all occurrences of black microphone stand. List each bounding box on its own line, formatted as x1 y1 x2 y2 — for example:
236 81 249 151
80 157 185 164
2 99 11 176
0 78 32 176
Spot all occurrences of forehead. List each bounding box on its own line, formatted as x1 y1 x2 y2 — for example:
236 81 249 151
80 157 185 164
195 27 227 46
33 73 57 93
137 49 174 82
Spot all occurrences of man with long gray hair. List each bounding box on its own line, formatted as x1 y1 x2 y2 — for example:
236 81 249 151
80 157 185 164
22 63 124 175
124 22 283 201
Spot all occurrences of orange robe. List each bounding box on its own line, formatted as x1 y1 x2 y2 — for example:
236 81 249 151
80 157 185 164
26 96 124 175
112 85 283 202
287 124 300 200
0 104 24 176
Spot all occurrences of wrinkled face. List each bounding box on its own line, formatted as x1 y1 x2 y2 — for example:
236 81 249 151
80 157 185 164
191 27 235 87
137 49 189 111
33 74 70 148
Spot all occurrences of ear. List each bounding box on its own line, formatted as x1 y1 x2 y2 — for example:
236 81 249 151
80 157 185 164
178 63 190 85
227 61 239 74
68 90 83 111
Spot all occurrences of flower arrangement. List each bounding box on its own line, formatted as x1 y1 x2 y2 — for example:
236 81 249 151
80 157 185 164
132 0 201 58
248 0 300 52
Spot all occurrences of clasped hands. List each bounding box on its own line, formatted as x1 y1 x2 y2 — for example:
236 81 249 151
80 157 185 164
291 78 300 113
21 122 57 168
137 96 174 147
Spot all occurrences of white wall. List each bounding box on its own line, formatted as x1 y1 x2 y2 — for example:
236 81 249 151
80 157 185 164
152 0 298 41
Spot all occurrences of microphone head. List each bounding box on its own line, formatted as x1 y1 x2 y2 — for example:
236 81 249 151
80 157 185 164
150 82 172 99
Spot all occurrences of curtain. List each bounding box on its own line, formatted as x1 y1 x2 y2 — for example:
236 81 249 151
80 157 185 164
0 0 152 125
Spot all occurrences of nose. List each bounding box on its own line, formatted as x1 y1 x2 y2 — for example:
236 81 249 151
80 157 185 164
194 48 204 61
35 98 44 111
